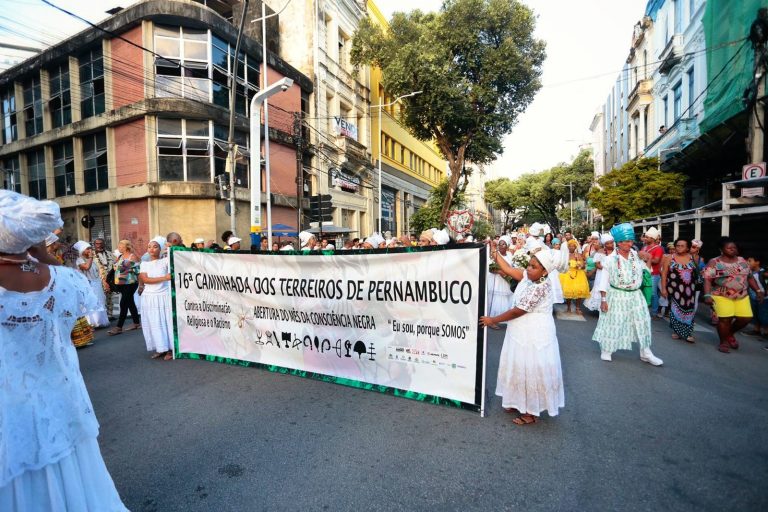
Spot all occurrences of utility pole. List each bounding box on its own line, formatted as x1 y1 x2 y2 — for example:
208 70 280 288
748 8 768 164
226 0 249 237
294 112 303 234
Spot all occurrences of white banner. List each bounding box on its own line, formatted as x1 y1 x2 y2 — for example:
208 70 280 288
171 247 486 412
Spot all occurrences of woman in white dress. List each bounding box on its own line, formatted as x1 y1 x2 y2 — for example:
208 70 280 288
74 240 110 328
139 236 174 360
480 247 565 425
0 190 127 511
487 235 514 320
584 234 615 311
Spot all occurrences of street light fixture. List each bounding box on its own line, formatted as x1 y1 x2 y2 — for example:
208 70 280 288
249 77 294 247
553 181 574 230
376 90 422 233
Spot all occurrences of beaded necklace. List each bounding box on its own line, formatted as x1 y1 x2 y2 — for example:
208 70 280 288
615 250 638 288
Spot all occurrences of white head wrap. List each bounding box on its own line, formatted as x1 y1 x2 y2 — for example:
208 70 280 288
151 236 167 249
525 236 545 253
529 222 544 237
590 231 600 239
279 243 294 251
298 231 314 248
533 249 559 274
364 233 385 248
227 236 242 246
73 241 91 254
644 227 660 240
499 235 512 247
45 233 60 247
509 232 519 239
600 233 614 244
0 190 63 253
193 238 205 244
433 229 450 245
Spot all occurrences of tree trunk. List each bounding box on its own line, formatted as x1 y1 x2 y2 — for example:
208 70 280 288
439 158 466 225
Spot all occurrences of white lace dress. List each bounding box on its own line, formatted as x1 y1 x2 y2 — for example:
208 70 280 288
495 277 565 417
0 266 127 511
76 256 109 327
487 251 514 317
584 251 607 311
139 258 173 354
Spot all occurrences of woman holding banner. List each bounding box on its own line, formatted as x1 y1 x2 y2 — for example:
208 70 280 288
480 247 565 425
139 237 174 360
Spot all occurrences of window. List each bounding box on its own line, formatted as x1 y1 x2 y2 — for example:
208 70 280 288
26 149 46 199
83 132 108 192
3 156 21 192
337 30 348 69
79 47 105 118
53 140 75 197
211 34 259 115
49 62 71 128
673 82 682 120
154 26 210 102
662 96 669 127
157 118 220 183
674 0 683 33
687 67 695 110
213 123 249 188
22 76 43 137
1 87 16 144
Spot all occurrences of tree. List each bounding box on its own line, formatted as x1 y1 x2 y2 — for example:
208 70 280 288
587 157 686 226
482 149 595 232
352 0 545 224
409 178 466 234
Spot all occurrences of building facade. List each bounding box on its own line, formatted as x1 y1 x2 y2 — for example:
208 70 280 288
366 0 447 237
0 0 312 251
276 0 375 239
626 15 655 160
644 0 707 207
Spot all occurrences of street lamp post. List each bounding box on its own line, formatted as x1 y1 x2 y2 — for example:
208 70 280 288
554 181 574 230
375 90 422 233
249 77 294 247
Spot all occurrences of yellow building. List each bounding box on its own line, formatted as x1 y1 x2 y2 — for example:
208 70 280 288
367 0 448 236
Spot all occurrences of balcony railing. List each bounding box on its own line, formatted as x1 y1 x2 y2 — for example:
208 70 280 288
658 34 684 75
643 116 697 160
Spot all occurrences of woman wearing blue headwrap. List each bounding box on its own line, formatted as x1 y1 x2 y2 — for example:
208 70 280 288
592 223 663 366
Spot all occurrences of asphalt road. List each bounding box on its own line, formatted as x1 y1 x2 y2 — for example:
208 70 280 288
79 308 768 512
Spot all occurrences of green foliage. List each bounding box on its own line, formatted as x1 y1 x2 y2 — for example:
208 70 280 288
471 217 495 240
409 179 466 234
587 157 686 226
352 0 546 222
483 149 595 232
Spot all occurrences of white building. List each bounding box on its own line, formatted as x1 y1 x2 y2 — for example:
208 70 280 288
644 0 707 179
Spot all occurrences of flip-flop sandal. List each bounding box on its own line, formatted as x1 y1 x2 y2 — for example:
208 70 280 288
107 328 122 336
718 343 730 353
685 337 695 343
512 414 537 425
151 352 164 359
163 352 174 361
124 324 140 331
727 336 739 350
671 334 681 340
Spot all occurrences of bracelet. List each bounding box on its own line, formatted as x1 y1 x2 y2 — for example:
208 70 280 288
702 293 712 298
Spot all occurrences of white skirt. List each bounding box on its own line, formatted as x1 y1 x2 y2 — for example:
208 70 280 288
0 437 128 512
140 291 173 353
85 280 110 328
549 271 564 304
496 311 564 417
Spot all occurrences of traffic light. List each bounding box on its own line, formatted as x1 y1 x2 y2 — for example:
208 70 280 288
214 173 231 200
309 193 333 222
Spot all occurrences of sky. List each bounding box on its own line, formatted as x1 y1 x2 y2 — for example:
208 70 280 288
0 0 648 179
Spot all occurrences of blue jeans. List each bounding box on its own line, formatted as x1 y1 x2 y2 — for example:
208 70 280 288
650 274 661 314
